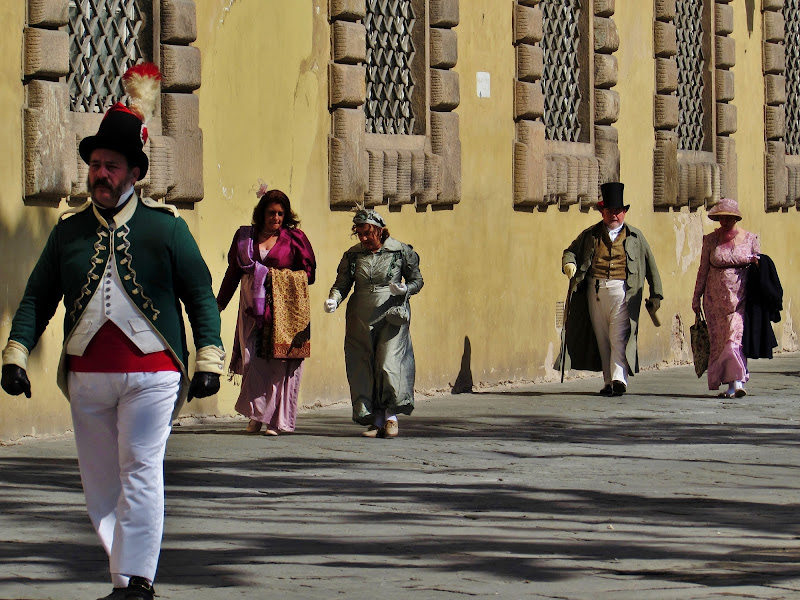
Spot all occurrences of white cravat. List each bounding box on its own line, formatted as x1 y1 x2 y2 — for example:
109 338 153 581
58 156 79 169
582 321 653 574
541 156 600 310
606 223 624 242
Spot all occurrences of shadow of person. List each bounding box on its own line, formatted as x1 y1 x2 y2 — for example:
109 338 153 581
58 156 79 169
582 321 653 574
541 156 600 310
451 336 474 394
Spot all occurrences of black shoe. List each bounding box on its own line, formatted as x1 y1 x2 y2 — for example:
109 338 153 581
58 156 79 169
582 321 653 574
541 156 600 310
599 384 613 396
612 380 627 396
125 577 155 600
97 589 126 600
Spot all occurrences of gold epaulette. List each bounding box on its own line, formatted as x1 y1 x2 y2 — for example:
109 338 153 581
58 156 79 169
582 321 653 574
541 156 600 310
140 196 180 217
59 200 93 220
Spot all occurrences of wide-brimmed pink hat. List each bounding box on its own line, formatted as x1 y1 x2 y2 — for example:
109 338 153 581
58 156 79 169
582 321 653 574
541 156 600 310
707 198 742 221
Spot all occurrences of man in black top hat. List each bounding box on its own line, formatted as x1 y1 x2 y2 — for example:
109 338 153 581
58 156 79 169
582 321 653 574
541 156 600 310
560 182 663 396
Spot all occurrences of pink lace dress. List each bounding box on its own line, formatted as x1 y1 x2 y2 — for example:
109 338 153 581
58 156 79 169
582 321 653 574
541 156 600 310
692 228 760 390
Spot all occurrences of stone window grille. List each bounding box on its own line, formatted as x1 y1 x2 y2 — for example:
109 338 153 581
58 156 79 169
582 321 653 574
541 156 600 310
364 0 416 135
653 0 737 210
675 0 705 151
23 0 203 204
67 0 150 114
541 0 582 143
513 0 620 210
783 2 800 154
329 0 462 208
763 0 800 210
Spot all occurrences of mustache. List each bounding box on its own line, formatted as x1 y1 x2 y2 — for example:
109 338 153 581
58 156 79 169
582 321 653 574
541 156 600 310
92 179 113 189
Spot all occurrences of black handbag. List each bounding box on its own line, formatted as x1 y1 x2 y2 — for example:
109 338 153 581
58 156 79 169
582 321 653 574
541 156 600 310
384 291 410 326
690 308 710 378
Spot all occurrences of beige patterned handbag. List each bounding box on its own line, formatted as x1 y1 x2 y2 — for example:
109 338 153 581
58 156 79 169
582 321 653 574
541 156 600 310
262 269 311 359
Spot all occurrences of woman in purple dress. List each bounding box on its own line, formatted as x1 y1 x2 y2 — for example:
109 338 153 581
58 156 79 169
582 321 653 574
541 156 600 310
217 188 316 435
692 198 760 398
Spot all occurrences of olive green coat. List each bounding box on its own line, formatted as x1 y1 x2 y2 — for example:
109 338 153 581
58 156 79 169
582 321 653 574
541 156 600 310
559 222 663 374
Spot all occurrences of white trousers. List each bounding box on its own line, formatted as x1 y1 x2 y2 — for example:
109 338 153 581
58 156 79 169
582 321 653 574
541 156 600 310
587 279 631 386
68 371 181 586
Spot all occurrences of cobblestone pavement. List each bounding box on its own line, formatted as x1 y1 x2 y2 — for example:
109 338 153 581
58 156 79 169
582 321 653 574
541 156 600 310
1 356 799 599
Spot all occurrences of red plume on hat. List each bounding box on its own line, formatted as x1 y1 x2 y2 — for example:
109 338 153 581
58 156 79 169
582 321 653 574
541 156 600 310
79 62 162 180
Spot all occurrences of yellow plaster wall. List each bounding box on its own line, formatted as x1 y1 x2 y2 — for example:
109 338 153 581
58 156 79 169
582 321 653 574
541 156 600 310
1 1 798 440
189 0 588 421
175 0 800 418
0 3 74 439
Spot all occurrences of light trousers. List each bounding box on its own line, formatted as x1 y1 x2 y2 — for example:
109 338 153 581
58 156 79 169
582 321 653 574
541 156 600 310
68 371 181 586
587 279 631 386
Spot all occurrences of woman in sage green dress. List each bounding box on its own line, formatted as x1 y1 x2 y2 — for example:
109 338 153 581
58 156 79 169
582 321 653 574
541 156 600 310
324 208 423 438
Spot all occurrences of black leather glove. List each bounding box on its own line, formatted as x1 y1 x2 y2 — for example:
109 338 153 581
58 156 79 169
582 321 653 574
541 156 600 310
187 372 220 402
1 364 32 398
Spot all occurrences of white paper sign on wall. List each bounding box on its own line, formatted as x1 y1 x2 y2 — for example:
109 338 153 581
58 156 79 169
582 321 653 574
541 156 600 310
477 72 491 98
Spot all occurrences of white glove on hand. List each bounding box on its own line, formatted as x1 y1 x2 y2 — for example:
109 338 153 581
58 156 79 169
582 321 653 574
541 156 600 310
389 282 408 296
323 299 337 313
563 263 577 279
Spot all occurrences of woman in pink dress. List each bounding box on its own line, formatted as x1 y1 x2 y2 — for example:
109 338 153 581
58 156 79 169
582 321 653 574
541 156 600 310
217 187 316 435
692 198 760 398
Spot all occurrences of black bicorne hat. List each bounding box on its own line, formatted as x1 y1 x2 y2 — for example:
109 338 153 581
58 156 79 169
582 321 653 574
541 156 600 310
78 104 149 180
78 63 163 181
598 182 630 211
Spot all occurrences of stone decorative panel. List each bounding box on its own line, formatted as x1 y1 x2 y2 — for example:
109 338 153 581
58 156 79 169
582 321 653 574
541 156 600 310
329 0 461 207
23 0 204 203
653 0 735 210
513 0 616 210
763 0 800 209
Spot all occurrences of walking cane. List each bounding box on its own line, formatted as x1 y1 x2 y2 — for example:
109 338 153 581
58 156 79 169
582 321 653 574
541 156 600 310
559 278 576 383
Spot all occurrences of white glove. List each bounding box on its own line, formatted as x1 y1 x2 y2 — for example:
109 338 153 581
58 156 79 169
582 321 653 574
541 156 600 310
389 282 408 296
323 299 337 313
563 263 577 279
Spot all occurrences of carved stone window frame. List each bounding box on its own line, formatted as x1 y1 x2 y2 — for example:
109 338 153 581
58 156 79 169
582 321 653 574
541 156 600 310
23 0 204 205
653 0 736 211
763 0 800 210
513 0 620 211
328 0 461 209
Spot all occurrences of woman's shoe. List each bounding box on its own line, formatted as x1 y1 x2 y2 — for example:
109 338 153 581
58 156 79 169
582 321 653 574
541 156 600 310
361 425 382 438
734 388 747 398
245 420 263 433
264 428 279 436
384 420 399 438
717 391 734 399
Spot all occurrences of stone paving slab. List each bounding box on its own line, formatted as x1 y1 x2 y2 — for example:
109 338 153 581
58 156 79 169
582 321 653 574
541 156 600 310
1 356 799 599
